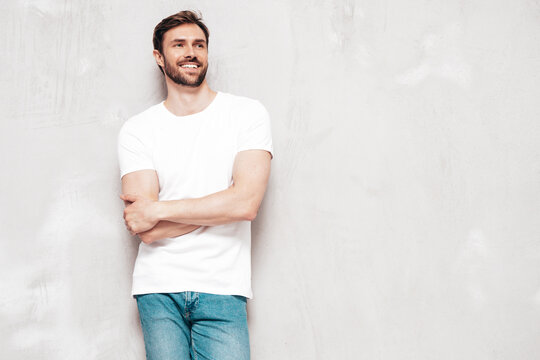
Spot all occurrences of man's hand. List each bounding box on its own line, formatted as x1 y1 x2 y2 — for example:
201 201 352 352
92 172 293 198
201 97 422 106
120 194 160 235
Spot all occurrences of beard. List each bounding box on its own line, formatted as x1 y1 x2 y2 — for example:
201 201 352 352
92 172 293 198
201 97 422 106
162 55 208 87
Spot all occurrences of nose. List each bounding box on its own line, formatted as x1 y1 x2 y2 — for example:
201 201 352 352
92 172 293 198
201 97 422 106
184 44 195 58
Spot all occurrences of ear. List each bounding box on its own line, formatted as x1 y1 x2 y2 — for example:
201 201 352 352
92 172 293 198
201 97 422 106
153 49 164 68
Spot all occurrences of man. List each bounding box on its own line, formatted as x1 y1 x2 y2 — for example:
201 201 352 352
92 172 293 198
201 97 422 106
117 10 272 360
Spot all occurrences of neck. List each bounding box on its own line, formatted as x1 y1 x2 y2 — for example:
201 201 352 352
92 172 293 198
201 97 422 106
163 78 217 117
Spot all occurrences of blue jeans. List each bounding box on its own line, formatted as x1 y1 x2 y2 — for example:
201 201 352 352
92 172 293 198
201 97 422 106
135 292 250 360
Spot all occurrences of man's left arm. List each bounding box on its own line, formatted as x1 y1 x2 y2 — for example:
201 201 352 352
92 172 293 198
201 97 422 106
121 149 271 233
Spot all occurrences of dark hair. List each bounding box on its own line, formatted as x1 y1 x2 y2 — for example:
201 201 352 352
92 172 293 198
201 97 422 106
153 10 210 54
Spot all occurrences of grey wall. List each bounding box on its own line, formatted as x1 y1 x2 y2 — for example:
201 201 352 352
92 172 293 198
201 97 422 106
1 0 539 359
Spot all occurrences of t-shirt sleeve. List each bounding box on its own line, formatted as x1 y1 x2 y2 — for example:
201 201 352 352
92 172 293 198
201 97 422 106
236 100 274 158
117 121 155 178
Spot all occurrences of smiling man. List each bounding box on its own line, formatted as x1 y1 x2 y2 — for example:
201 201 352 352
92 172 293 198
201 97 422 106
117 10 273 360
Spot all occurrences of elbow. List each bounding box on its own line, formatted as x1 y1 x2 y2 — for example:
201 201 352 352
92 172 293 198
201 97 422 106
241 201 260 222
139 232 155 245
244 210 257 222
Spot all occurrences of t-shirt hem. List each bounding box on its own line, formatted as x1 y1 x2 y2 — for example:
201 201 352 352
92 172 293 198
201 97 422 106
236 146 274 159
132 285 253 300
120 167 156 178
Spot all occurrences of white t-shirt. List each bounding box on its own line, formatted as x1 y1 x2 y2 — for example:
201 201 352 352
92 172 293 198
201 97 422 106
117 91 273 298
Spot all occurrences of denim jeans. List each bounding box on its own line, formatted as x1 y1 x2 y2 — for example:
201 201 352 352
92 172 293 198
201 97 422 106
135 292 250 360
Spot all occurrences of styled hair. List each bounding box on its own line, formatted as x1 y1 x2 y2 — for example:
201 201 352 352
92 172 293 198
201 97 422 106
153 10 209 54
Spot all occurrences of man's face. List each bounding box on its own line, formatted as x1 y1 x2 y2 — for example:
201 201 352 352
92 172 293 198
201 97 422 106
159 24 209 87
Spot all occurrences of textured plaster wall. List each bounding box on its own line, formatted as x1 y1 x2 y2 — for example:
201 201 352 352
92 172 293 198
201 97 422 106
1 0 540 359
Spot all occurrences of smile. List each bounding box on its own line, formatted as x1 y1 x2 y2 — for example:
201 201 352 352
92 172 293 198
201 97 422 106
181 64 199 68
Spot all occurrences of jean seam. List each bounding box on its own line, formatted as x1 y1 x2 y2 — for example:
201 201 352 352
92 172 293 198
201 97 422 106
184 292 189 318
191 327 198 360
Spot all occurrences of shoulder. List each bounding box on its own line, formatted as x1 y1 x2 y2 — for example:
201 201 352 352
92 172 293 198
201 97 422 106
119 102 163 134
218 93 272 135
219 92 268 115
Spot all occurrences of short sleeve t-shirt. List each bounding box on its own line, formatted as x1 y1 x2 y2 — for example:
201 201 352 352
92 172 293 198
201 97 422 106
117 91 273 298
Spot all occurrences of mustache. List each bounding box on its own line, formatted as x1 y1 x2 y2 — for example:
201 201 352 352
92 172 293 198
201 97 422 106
177 60 202 66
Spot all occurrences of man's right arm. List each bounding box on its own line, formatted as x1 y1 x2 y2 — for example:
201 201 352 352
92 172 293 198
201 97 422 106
121 169 200 244
136 220 200 244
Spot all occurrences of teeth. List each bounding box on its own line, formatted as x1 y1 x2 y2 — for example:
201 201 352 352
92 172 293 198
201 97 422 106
181 64 198 68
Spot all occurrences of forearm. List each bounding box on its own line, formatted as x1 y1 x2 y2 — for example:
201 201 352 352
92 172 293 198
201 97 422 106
122 151 271 231
138 221 200 244
155 185 258 226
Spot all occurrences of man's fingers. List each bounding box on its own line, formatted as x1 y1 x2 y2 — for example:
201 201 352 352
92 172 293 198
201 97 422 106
126 223 136 236
125 220 141 235
124 217 136 234
120 193 154 236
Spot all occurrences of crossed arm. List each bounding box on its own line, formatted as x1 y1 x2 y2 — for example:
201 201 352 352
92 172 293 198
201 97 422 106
120 149 272 244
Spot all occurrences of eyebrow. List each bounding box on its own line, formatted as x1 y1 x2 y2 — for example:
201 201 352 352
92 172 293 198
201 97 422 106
170 38 207 44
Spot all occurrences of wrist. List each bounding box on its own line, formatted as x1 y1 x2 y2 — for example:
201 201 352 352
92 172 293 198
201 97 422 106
152 200 167 222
